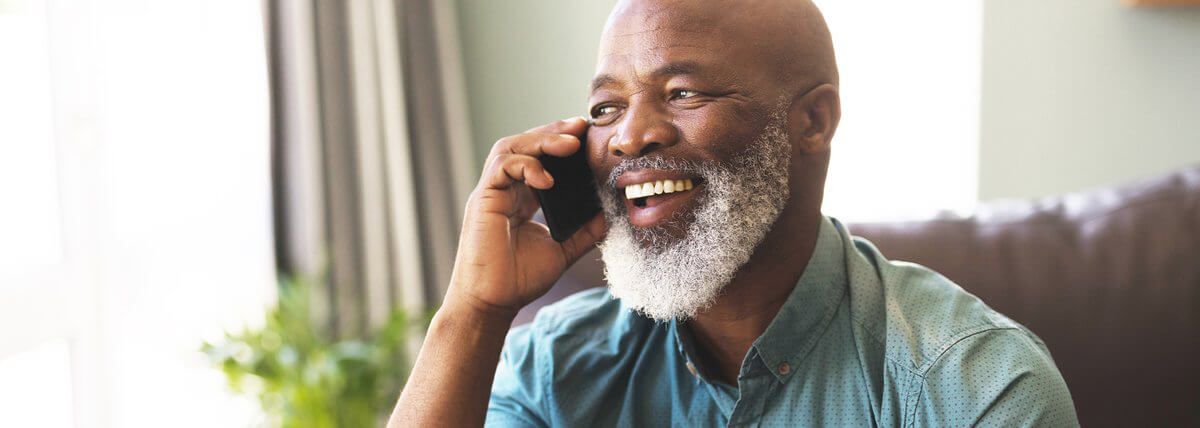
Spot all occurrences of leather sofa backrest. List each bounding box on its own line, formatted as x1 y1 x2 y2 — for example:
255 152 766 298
851 166 1200 427
517 165 1200 427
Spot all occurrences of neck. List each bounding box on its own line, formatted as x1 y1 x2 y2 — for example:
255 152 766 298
687 208 822 385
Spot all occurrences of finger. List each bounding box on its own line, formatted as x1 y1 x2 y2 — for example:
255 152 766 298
560 212 608 264
483 154 555 191
491 132 581 159
524 116 589 136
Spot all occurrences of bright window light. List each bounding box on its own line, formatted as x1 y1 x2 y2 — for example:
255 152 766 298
96 1 275 426
0 0 62 283
0 0 275 426
0 340 73 428
815 0 981 222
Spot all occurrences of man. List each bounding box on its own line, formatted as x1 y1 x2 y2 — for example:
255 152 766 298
391 0 1079 426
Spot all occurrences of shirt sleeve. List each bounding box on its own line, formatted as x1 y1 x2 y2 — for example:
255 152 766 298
486 324 550 428
912 329 1080 427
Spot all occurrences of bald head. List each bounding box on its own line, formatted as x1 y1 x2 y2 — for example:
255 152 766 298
600 0 838 95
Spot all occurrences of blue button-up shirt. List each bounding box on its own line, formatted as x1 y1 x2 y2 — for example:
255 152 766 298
488 217 1079 427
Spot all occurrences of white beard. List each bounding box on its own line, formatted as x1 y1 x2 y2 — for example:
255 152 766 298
596 113 792 321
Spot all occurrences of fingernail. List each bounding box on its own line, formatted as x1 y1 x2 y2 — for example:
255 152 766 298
543 170 555 184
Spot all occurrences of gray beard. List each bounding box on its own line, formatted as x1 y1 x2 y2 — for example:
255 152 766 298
596 113 792 321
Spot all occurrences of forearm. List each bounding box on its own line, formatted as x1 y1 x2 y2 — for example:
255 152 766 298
387 117 595 427
389 297 517 427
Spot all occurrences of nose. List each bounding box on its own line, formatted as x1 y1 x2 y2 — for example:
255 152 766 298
608 102 680 157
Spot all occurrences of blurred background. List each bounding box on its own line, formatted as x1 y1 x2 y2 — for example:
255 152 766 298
1 0 1197 426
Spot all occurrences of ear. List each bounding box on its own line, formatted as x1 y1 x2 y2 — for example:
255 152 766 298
786 83 840 154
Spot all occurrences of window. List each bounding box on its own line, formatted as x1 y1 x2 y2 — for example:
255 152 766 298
0 0 274 426
0 0 61 285
815 0 981 221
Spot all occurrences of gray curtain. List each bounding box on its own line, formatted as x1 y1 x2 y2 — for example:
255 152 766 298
266 0 475 337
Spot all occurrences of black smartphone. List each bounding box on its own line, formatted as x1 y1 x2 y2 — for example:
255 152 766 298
534 130 602 242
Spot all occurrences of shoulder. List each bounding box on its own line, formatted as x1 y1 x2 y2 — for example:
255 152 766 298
497 287 656 381
844 235 1078 426
529 287 625 332
914 328 1078 426
522 287 652 344
490 288 659 424
848 235 1033 372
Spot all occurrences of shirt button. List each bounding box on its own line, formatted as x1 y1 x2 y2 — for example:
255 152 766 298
778 362 791 375
686 361 699 377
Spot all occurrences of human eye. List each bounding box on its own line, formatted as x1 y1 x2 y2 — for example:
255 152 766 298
589 103 623 125
670 89 701 100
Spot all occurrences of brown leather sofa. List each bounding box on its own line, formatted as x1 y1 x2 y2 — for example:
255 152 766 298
516 165 1200 427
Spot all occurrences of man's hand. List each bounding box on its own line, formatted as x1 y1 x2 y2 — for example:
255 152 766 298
389 117 607 428
448 116 607 317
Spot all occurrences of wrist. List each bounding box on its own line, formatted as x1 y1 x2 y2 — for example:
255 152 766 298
437 292 520 332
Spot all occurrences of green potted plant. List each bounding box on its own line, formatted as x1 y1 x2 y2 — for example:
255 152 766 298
202 276 428 427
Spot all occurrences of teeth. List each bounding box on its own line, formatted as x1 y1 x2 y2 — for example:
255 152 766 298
624 179 695 200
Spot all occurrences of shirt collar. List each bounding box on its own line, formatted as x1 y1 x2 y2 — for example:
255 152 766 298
671 216 849 384
753 216 848 382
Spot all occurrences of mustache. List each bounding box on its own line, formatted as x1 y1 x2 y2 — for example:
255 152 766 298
604 156 709 189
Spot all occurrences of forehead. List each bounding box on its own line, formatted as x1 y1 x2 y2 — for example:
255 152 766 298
595 8 740 82
599 5 723 53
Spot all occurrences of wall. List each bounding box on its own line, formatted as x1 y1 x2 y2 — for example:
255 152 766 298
452 0 982 222
981 1 1200 200
454 0 1200 203
454 0 616 164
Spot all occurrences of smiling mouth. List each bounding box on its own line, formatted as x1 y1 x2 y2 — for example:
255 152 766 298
623 178 701 208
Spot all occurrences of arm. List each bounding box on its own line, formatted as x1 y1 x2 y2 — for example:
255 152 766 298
970 368 1078 428
390 299 516 427
387 117 607 428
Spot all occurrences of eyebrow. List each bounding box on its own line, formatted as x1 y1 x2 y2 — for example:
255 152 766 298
589 61 704 93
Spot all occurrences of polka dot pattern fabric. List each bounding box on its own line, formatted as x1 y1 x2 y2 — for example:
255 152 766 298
487 217 1080 427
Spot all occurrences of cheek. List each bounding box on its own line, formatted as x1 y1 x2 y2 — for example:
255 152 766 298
586 128 616 176
674 104 768 160
586 128 614 159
